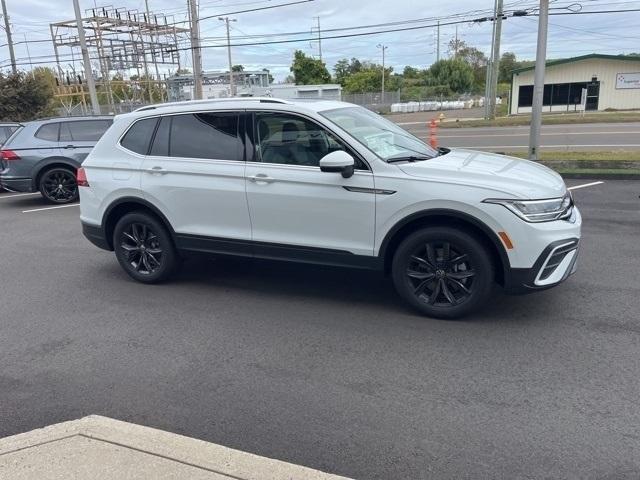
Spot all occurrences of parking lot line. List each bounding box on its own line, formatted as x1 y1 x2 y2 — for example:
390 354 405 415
22 204 80 214
0 192 40 199
568 181 605 191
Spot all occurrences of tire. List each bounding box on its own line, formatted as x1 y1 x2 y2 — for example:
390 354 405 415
113 211 178 284
391 226 494 319
39 167 79 204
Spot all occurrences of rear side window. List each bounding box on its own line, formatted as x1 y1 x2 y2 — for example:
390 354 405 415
60 120 112 142
0 126 18 144
162 113 241 160
35 123 60 141
120 118 159 155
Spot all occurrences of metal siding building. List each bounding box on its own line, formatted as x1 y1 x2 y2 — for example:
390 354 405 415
510 54 640 115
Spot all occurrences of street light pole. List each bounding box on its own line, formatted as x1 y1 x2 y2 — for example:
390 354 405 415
219 17 237 97
72 0 100 114
528 0 549 161
377 43 388 103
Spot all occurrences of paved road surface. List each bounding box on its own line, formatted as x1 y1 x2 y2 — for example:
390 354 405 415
1 181 639 479
393 121 640 152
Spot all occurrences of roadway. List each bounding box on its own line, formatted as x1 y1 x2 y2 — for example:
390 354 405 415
1 180 639 479
393 120 640 152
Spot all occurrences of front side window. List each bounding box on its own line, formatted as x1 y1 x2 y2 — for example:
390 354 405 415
35 123 59 142
60 120 112 142
321 106 438 162
254 112 363 168
166 113 241 160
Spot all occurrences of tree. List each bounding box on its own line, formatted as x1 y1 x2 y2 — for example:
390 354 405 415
458 45 487 91
176 68 191 75
342 63 398 94
427 58 474 93
232 64 244 72
333 57 363 85
448 38 467 58
403 66 420 79
262 68 274 84
0 71 55 121
290 50 331 85
498 52 517 83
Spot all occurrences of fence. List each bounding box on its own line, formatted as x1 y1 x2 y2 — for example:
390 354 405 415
341 91 401 112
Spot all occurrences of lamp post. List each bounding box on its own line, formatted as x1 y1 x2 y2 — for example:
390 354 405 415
377 43 388 104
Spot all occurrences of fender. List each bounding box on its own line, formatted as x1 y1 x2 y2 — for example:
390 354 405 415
32 157 81 190
378 208 511 275
101 196 176 249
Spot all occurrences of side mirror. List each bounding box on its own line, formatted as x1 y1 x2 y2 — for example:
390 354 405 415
319 150 355 178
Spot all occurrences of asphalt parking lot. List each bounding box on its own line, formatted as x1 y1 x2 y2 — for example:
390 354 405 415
1 179 639 479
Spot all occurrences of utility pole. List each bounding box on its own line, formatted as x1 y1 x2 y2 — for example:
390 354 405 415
188 0 203 100
454 25 459 57
1 0 17 74
377 43 388 103
488 0 503 119
484 0 497 119
219 16 237 96
314 16 322 62
73 0 100 114
23 33 32 73
528 0 549 161
436 21 440 62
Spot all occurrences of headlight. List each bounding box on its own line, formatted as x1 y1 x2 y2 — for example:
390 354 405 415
483 193 573 223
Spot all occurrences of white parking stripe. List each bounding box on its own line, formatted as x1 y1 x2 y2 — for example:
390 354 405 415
22 203 80 213
568 181 605 191
0 192 40 199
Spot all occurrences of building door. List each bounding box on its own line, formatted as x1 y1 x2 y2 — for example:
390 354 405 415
586 81 600 111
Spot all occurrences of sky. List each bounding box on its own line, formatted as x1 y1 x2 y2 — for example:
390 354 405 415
2 0 640 81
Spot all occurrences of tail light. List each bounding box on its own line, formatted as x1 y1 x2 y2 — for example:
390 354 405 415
0 150 20 161
76 167 90 187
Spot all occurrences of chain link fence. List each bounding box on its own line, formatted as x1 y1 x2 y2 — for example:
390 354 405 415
341 91 401 112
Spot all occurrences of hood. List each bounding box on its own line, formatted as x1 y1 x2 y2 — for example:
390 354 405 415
397 149 566 199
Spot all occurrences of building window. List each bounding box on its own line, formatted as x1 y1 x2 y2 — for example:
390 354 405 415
518 81 592 108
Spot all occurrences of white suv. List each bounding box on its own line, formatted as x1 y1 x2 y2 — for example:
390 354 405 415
79 98 581 318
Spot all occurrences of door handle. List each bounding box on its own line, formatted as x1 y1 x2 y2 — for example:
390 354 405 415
145 166 168 174
248 174 275 184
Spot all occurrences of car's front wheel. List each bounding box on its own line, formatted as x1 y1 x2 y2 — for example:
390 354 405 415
39 167 79 204
113 212 178 283
391 226 494 319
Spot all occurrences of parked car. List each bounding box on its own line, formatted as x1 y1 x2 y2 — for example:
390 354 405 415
78 98 581 318
0 116 112 203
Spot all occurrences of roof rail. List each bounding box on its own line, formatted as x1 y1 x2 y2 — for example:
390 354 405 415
133 97 291 112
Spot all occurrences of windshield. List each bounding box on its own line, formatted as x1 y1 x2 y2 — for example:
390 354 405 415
321 106 439 162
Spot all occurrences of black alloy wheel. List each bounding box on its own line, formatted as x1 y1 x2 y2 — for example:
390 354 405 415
392 226 494 319
120 222 163 276
39 168 78 204
113 212 178 283
406 241 476 307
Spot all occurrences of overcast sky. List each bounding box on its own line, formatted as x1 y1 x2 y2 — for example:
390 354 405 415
3 0 640 80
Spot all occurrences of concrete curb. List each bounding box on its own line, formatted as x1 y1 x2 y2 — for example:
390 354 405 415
0 416 352 480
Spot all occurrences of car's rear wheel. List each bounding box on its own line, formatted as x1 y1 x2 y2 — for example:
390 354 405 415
39 167 78 204
391 226 494 319
113 212 178 283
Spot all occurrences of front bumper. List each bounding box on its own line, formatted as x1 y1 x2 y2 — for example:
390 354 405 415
504 238 579 294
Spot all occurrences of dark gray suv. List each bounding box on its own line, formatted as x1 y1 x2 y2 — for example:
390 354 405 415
0 116 112 203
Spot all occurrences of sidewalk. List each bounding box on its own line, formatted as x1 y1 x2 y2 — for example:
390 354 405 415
0 416 352 479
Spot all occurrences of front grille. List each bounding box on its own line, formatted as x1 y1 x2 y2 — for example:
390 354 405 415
539 242 578 280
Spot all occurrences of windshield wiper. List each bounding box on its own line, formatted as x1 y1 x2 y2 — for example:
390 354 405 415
386 155 432 163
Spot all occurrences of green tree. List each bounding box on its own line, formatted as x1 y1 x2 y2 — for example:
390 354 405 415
402 66 420 79
458 45 487 92
290 50 331 85
0 71 55 121
343 63 397 93
498 52 517 83
333 57 363 85
232 64 244 72
427 58 474 93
